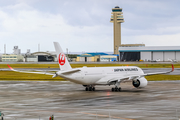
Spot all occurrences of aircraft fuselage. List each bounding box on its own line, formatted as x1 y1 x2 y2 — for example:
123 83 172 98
58 66 144 85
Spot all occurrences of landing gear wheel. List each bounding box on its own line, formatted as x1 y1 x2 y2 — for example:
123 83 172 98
92 87 95 91
115 87 118 92
112 87 121 92
85 87 88 91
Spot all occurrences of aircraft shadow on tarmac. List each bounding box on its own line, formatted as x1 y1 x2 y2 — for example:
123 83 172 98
77 89 147 93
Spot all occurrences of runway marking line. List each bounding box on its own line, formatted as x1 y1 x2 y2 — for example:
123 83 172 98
0 108 136 120
78 112 135 120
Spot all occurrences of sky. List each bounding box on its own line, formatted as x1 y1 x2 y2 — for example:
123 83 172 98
0 0 180 53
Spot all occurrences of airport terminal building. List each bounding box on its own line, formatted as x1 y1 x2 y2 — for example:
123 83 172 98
119 46 180 62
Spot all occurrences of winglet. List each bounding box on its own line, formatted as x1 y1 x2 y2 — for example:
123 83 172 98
7 64 14 71
171 64 174 72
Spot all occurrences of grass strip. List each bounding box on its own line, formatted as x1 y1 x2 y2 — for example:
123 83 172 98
0 63 179 81
0 71 180 81
0 71 64 81
0 63 179 68
145 75 180 81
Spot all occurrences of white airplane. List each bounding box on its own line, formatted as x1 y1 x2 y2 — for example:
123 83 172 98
150 59 161 62
7 42 174 92
168 58 177 63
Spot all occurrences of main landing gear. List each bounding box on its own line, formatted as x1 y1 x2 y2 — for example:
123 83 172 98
83 85 95 91
85 87 95 91
111 87 121 92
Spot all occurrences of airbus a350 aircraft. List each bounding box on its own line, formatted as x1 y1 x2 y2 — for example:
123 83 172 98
8 42 174 92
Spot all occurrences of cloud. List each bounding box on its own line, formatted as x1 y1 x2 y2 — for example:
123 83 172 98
1 0 180 54
0 2 113 53
122 33 180 46
122 0 180 36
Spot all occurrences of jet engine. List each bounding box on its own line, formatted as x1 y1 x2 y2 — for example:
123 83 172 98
132 77 148 88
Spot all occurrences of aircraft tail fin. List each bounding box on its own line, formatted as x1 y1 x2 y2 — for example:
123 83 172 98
53 42 72 71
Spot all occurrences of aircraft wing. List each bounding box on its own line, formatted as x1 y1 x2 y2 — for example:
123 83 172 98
98 64 174 84
106 75 140 84
96 76 132 85
142 64 174 76
7 64 55 75
61 69 81 74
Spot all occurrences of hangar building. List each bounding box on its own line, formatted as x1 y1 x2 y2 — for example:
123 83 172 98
119 46 180 62
25 52 56 62
2 54 24 62
100 55 119 62
76 53 108 62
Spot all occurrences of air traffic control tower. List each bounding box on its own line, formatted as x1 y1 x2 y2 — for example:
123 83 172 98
110 6 124 54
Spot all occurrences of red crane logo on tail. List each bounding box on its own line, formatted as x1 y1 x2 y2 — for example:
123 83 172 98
58 53 66 66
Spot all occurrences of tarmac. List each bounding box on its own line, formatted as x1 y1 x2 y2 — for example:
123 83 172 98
0 81 180 120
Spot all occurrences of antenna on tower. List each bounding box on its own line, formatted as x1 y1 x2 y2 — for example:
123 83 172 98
38 44 40 52
4 44 6 55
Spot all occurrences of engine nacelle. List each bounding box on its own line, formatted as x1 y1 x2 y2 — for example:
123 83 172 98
132 77 148 88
